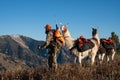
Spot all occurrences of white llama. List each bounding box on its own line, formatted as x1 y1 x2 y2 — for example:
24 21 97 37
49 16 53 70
61 25 100 65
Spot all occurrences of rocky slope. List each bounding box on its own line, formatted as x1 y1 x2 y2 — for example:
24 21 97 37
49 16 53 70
0 35 70 71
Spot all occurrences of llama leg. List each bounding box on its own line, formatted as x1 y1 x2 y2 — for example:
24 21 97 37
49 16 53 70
71 48 78 64
106 55 110 62
78 54 82 66
98 54 102 63
74 57 77 64
111 49 115 61
101 53 105 63
91 57 95 65
91 53 96 65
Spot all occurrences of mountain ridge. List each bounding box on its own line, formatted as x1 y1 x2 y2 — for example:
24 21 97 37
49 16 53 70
0 34 47 70
0 34 70 71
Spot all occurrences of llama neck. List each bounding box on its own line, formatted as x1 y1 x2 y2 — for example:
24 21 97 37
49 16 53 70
63 30 74 49
93 34 100 45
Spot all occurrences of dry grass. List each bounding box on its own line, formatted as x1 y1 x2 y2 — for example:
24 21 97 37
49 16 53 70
0 54 120 80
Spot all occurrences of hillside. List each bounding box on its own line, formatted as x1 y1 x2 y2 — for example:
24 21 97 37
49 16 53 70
0 35 120 80
0 35 71 71
0 35 47 70
0 54 119 80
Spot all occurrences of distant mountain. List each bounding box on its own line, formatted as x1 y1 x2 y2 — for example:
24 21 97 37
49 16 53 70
0 35 71 71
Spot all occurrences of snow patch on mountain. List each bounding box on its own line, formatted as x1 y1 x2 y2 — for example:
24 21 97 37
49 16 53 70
10 34 29 49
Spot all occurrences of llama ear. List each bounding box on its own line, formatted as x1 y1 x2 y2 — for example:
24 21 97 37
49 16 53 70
60 22 63 26
60 25 64 31
60 23 63 30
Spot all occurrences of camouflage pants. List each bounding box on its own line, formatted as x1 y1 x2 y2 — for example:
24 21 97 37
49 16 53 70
48 42 62 70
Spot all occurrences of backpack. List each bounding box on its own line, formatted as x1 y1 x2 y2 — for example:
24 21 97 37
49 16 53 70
53 28 65 45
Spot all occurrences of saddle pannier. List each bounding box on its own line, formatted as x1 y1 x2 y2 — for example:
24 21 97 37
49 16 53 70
102 43 114 49
77 40 94 52
100 38 115 49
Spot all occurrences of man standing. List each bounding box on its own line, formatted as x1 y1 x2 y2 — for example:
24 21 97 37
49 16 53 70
37 24 63 70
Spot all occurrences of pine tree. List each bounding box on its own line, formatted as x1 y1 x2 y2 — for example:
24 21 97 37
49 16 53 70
111 32 120 54
111 32 119 43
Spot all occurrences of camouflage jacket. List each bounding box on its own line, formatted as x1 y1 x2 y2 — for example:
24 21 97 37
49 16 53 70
41 30 55 48
41 29 62 48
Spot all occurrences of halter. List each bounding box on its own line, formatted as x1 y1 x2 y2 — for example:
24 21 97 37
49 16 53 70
64 36 70 39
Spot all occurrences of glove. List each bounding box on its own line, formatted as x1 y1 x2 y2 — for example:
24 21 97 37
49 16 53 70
37 45 41 50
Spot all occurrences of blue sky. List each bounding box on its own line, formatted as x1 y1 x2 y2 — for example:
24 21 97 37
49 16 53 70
0 0 120 41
